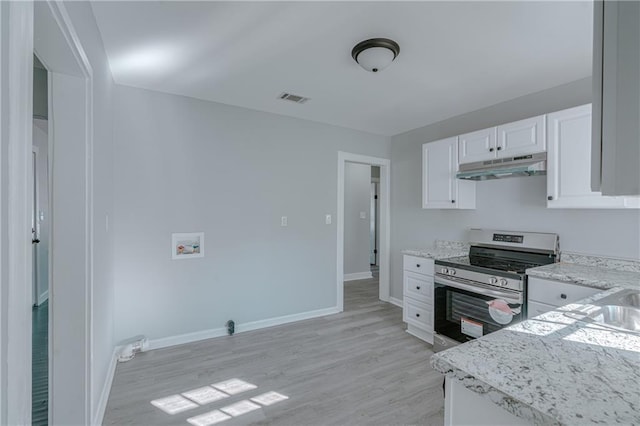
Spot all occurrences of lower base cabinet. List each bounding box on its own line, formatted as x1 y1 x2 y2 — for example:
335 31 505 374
402 255 434 344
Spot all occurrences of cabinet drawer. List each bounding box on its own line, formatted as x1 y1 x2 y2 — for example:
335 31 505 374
403 255 434 276
528 277 600 307
403 272 433 303
527 300 556 319
404 298 433 330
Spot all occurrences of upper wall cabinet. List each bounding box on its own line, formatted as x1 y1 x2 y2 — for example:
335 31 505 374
458 127 497 164
422 137 475 209
458 115 545 164
497 115 546 158
592 1 640 196
547 104 639 209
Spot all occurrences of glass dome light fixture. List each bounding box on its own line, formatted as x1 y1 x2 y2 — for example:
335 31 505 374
351 38 400 73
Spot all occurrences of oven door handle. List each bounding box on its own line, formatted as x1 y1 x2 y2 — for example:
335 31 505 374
436 275 523 304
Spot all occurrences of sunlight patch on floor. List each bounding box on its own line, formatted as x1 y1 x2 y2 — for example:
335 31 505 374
182 386 230 405
150 394 199 414
220 399 262 417
151 378 289 424
187 409 231 426
250 391 289 406
211 378 257 395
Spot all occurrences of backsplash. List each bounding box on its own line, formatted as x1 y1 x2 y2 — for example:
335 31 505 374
561 252 640 273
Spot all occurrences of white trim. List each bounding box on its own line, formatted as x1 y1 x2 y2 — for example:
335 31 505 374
388 297 403 308
3 2 34 424
147 306 340 351
343 271 373 281
337 151 391 312
36 2 95 424
38 290 49 306
91 347 118 426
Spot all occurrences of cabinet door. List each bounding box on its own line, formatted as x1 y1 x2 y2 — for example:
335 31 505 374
422 138 457 208
496 115 546 157
547 105 627 208
458 127 497 164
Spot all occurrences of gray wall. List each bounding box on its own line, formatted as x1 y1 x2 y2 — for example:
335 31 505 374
112 84 390 343
390 77 640 300
344 163 371 275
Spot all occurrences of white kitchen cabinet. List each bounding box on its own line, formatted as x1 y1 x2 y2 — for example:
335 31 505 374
403 255 435 344
459 116 545 164
422 137 475 209
458 127 497 164
527 276 600 319
496 115 546 157
546 104 639 209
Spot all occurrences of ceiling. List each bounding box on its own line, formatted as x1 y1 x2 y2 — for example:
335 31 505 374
91 1 593 136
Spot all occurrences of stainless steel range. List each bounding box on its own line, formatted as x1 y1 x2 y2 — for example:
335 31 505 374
433 229 559 352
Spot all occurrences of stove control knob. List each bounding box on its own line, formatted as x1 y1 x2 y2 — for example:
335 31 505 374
499 278 508 287
441 267 449 274
448 268 456 276
489 277 498 285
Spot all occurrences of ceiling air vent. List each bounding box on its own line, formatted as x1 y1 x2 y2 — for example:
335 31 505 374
278 92 309 104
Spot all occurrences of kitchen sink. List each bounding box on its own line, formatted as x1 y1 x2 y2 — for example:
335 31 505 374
564 289 640 333
587 305 640 332
618 292 640 308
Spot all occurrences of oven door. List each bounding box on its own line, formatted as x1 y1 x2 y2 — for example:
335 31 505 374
434 274 524 344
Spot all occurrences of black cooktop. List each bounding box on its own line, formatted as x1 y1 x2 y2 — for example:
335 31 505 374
436 245 557 277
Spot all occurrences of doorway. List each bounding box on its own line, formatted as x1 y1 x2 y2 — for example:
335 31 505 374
32 53 50 426
337 152 390 312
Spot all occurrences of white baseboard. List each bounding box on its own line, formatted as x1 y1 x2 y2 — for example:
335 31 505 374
343 271 373 282
146 306 341 352
388 297 403 308
37 290 49 306
92 346 119 426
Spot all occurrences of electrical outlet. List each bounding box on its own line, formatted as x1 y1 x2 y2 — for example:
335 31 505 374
281 216 288 227
360 211 366 219
325 214 332 225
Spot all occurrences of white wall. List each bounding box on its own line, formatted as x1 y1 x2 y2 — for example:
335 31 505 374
32 120 49 304
112 85 390 343
344 163 371 276
390 77 640 300
33 1 116 422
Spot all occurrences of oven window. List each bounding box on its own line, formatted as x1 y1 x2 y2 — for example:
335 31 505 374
435 283 523 343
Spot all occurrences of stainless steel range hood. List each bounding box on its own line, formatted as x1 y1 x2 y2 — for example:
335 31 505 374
456 152 547 181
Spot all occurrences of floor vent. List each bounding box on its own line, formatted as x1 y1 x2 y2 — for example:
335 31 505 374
278 92 309 104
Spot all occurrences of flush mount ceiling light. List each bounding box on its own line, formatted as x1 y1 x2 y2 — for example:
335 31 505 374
351 38 400 73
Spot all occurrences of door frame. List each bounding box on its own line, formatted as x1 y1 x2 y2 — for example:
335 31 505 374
1 1 95 424
336 152 390 311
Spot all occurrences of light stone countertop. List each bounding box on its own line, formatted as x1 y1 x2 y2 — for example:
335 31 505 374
526 262 640 290
401 240 469 260
431 286 640 425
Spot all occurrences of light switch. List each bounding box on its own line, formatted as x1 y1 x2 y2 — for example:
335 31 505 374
281 216 288 227
325 214 332 225
360 211 366 219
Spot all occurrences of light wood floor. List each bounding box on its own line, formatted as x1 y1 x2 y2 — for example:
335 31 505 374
103 278 445 425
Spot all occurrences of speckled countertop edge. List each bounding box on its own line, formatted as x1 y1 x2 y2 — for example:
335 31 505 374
431 286 640 426
526 262 640 291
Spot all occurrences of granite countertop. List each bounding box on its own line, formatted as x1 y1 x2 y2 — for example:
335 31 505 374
526 262 640 291
431 287 640 425
402 240 469 260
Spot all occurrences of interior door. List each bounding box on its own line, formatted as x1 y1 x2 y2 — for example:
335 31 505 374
32 150 39 306
369 182 377 265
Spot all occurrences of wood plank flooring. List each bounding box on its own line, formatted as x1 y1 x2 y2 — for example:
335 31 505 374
103 278 445 425
32 300 49 426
